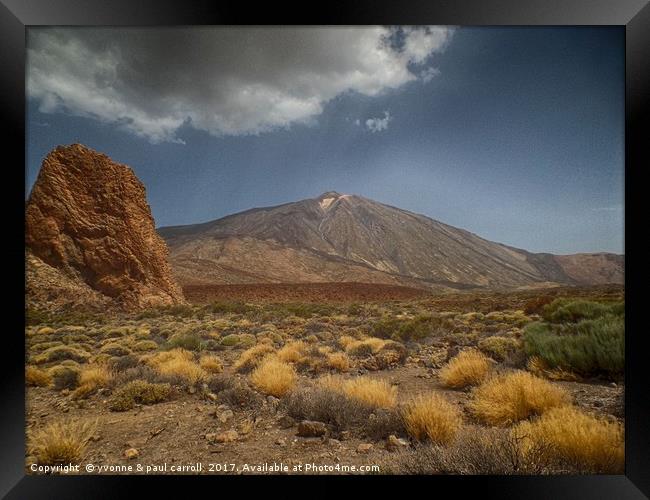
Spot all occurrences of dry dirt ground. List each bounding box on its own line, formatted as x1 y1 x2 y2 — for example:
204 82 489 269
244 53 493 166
25 284 624 475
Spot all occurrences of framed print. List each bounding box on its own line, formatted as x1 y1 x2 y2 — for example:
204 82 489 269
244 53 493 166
2 0 649 497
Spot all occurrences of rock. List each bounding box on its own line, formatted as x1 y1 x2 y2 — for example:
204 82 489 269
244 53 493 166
214 430 239 443
385 435 409 452
124 448 139 459
277 415 296 429
206 393 218 402
217 404 231 412
218 409 234 424
356 443 373 454
275 438 287 446
25 143 184 310
297 420 327 437
327 438 341 447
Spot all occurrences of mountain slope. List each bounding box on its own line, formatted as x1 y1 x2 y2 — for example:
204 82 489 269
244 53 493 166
159 191 624 290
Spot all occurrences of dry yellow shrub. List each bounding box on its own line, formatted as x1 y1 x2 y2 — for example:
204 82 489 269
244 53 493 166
233 343 275 373
514 406 624 473
72 364 114 399
276 341 308 364
326 352 350 372
250 357 297 397
469 371 571 425
199 354 223 374
340 377 397 408
26 366 52 387
147 348 207 385
29 419 97 465
439 349 491 388
402 392 462 445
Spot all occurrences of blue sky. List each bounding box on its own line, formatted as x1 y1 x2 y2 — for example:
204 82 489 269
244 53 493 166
26 27 624 254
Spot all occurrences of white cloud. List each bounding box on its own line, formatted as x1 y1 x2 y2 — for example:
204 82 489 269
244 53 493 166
27 27 453 143
366 111 392 133
420 66 441 83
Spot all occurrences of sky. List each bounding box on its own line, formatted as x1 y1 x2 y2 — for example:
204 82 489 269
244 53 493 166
26 26 624 255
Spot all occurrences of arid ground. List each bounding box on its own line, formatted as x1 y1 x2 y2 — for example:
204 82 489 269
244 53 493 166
26 284 624 475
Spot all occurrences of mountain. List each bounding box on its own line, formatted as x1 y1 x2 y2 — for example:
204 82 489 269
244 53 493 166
26 144 185 310
159 191 624 291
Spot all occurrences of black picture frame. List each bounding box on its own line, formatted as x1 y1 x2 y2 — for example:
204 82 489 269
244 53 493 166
2 0 648 497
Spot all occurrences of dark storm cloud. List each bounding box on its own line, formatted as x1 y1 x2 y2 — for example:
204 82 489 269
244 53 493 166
27 27 453 143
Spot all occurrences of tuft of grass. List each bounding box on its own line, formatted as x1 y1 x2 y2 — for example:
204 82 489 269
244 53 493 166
199 354 223 374
71 364 114 399
146 349 207 386
276 341 308 364
26 366 52 387
469 371 571 426
28 419 97 466
439 349 491 389
326 352 350 372
250 357 296 397
109 379 172 411
321 376 397 409
233 343 275 373
514 406 624 473
402 392 462 445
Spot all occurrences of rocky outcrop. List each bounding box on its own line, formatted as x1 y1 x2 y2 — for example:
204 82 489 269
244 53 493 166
26 144 184 310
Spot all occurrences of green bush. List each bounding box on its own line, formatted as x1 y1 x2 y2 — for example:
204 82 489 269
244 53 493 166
524 314 624 376
50 365 81 390
541 299 623 324
165 333 202 351
220 334 241 346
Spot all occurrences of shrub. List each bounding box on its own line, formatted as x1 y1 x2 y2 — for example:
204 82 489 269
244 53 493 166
276 341 308 364
220 334 241 346
110 354 140 372
109 379 172 411
541 299 623 324
233 344 275 373
514 406 624 473
402 392 462 445
133 340 158 352
326 352 350 372
523 316 624 376
26 366 52 387
199 354 223 374
250 358 296 397
71 364 114 399
99 343 132 357
478 336 522 362
154 353 207 386
322 376 397 409
469 371 571 425
385 426 557 474
33 345 90 365
345 338 386 358
28 419 97 466
49 365 81 391
166 333 202 351
207 375 263 410
284 386 370 432
439 350 491 389
371 315 446 342
206 301 254 315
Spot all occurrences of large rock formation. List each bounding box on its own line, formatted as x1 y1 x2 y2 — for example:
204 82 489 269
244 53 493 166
26 144 184 310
